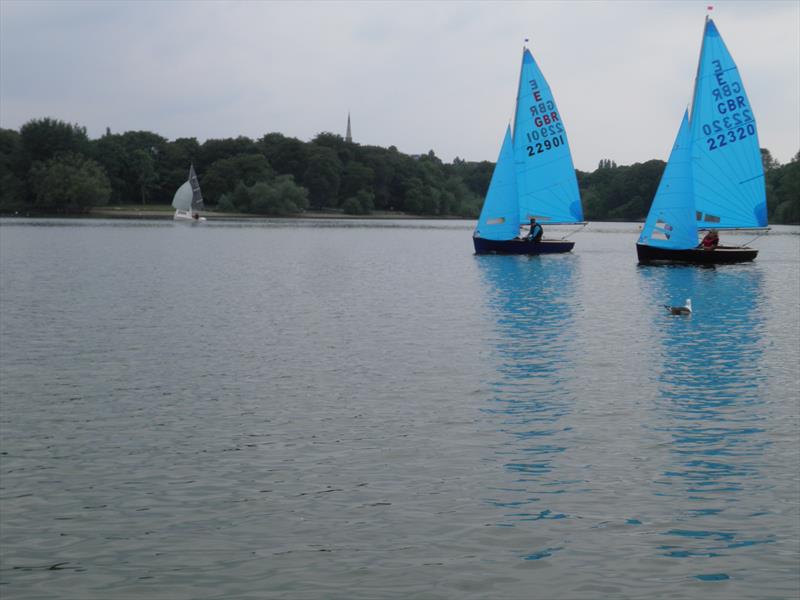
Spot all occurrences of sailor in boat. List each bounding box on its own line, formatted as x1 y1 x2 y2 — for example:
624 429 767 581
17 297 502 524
192 212 200 220
699 229 719 250
526 218 543 243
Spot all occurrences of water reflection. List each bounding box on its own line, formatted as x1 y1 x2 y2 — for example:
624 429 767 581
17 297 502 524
475 255 579 553
637 265 773 577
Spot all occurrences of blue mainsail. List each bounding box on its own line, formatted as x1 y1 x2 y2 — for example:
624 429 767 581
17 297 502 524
639 110 697 249
475 126 520 240
688 18 766 229
512 48 583 224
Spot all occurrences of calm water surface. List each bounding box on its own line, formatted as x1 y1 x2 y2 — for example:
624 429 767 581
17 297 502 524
1 219 798 599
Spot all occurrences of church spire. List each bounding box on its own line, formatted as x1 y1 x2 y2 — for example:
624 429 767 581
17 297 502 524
345 112 352 143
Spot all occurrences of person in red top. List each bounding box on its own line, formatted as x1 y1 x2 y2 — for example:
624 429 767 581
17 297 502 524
700 229 719 250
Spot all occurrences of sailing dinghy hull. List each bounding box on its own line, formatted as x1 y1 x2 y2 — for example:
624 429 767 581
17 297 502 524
636 243 757 265
174 210 206 222
474 238 575 255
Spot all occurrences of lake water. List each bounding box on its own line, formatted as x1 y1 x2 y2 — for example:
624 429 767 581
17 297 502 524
1 218 798 599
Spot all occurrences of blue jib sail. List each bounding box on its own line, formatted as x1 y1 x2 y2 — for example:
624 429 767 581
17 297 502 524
475 126 520 240
639 110 698 249
689 18 767 229
512 48 583 224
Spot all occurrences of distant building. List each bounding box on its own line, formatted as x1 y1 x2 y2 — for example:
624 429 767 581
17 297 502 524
345 112 352 143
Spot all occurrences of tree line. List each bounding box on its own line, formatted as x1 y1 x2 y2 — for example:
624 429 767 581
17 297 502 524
0 117 797 223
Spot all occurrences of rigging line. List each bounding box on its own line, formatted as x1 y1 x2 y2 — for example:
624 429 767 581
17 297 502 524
560 222 588 240
739 229 770 246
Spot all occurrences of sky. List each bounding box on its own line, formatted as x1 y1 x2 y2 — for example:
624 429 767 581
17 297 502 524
1 0 798 172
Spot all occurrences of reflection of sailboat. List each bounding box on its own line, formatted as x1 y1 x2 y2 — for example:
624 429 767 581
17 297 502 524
473 46 584 255
637 16 767 264
639 267 773 571
476 256 579 535
172 164 206 222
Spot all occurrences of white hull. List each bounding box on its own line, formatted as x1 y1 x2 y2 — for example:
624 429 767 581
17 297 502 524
174 210 206 222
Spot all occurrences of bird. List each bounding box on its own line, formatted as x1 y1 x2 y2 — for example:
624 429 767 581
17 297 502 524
664 298 692 315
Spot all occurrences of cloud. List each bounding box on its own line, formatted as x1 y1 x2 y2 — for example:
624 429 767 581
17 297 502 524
1 0 798 170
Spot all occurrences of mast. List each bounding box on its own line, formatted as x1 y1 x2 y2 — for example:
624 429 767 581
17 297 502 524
688 12 712 123
345 112 352 143
511 39 530 145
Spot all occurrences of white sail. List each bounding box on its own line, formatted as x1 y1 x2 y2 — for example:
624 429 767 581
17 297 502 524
171 180 193 211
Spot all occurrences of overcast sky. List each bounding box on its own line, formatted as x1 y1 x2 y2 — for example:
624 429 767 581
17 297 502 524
1 0 798 171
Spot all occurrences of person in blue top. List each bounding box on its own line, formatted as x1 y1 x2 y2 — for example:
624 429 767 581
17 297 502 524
527 218 543 243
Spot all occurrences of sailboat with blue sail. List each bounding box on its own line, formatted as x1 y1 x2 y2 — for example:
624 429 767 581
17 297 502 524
637 15 766 264
474 45 584 255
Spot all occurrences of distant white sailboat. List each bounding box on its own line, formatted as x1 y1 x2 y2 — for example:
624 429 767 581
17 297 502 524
172 164 206 222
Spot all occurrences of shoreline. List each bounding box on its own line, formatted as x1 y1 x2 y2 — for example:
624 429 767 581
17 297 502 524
1 207 649 224
2 207 470 221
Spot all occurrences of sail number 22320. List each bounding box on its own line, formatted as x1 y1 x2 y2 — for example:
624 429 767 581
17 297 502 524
702 59 756 152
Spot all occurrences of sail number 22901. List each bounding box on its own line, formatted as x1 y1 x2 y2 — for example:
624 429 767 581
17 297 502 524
527 135 566 157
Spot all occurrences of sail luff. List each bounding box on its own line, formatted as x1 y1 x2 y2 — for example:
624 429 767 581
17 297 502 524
510 46 528 147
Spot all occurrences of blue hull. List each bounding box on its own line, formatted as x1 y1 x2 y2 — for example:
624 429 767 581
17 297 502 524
473 237 575 255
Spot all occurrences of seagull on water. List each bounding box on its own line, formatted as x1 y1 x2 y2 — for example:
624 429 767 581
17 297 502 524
664 298 692 315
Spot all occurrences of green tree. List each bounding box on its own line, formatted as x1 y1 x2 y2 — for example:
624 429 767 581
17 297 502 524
769 151 800 224
200 136 258 167
19 117 90 167
339 160 374 202
342 189 374 215
259 133 309 184
230 181 252 212
0 129 26 211
159 138 201 200
761 148 780 172
91 130 167 204
202 153 274 204
403 178 425 213
130 148 159 204
248 175 309 215
312 132 353 165
303 146 342 209
29 153 111 213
